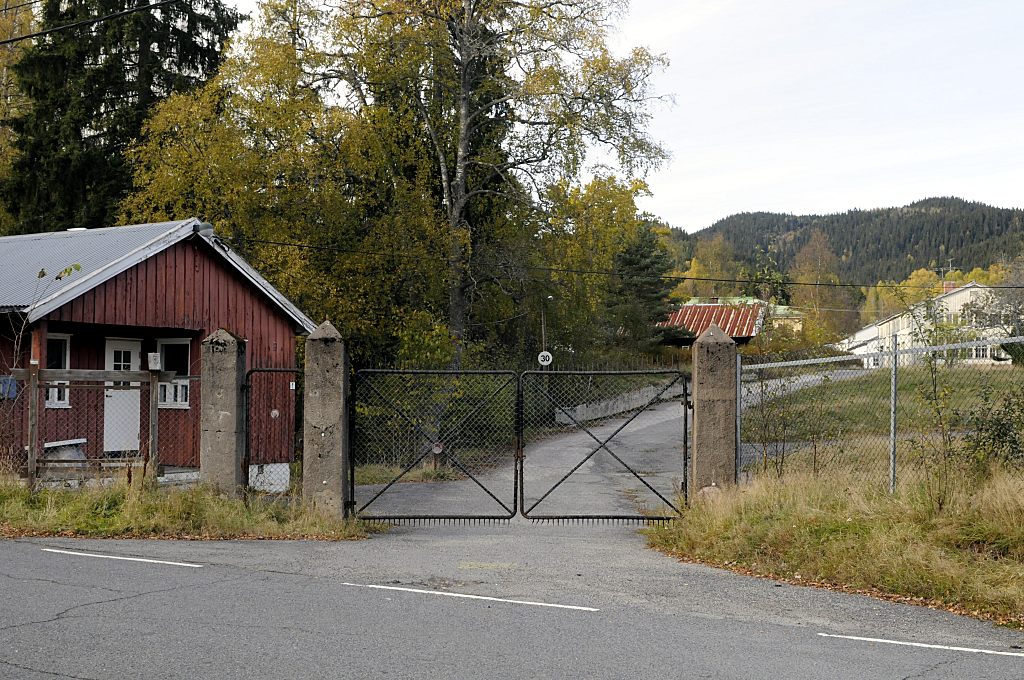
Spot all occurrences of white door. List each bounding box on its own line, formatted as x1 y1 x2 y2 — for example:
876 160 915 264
104 339 141 453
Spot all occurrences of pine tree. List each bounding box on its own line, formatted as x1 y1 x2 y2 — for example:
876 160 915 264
606 224 679 350
2 0 241 233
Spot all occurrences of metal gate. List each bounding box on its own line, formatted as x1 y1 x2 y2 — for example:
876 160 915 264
520 370 688 522
244 368 302 494
350 368 688 524
351 370 519 522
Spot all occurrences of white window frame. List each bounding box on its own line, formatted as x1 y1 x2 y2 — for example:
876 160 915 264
156 339 191 409
44 334 71 409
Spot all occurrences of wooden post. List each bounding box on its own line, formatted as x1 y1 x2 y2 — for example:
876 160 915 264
25 323 45 489
148 370 160 480
26 363 38 489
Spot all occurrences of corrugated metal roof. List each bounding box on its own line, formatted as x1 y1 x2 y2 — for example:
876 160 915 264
660 304 765 339
0 220 316 333
0 220 191 312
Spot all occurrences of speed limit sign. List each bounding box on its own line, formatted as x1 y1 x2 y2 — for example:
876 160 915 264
537 351 553 366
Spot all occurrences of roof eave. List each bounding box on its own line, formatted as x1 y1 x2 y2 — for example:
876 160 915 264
24 219 201 323
195 231 317 334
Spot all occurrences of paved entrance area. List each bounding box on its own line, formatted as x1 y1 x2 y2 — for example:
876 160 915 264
2 524 1022 679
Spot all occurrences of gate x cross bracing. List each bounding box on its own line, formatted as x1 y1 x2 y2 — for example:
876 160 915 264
351 369 689 524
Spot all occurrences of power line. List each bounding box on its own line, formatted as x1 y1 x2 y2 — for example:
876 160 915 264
230 235 1024 290
0 0 180 47
0 0 44 15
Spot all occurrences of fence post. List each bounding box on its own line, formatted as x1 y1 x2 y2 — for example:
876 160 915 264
302 321 351 517
735 353 742 484
26 362 38 489
199 329 247 497
889 335 898 493
691 324 738 494
148 369 159 480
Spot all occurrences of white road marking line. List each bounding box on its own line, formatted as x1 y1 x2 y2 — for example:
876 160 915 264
818 633 1024 658
41 548 203 568
340 582 599 611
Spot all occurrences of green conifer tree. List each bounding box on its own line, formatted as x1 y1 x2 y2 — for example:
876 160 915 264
606 224 679 350
2 0 241 233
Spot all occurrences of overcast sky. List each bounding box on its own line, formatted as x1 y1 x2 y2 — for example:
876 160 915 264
231 0 1024 232
613 0 1024 231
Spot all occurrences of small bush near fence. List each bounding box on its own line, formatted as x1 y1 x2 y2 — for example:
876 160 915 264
647 468 1024 627
0 472 369 540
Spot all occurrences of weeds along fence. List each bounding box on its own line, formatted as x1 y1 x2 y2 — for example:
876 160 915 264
739 336 1024 492
1 369 201 485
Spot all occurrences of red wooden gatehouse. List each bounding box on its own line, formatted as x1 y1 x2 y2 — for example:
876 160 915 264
0 219 316 481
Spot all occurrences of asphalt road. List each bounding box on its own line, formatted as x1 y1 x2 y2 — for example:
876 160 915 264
2 524 1024 679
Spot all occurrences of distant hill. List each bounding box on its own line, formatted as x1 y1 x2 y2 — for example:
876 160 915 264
684 198 1024 283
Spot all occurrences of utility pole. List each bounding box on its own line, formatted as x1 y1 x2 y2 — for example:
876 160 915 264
935 259 955 282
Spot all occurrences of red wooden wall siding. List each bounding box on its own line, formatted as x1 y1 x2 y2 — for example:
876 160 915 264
45 237 297 369
36 236 300 468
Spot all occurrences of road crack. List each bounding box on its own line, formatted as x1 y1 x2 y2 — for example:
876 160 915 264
901 656 960 679
0 574 249 634
0 656 101 680
0 570 124 595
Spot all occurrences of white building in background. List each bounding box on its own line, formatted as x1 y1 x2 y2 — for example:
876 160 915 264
836 282 1011 367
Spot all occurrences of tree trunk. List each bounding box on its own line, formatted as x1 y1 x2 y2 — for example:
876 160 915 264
445 0 475 365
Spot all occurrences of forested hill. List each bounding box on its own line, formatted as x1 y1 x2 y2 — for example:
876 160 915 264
689 198 1024 283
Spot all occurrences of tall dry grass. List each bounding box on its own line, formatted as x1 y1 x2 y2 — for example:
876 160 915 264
0 471 370 540
648 469 1024 626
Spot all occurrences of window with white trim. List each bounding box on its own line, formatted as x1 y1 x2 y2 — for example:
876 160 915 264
45 335 70 408
157 339 191 408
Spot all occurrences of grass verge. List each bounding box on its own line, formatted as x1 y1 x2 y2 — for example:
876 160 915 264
742 364 1020 439
647 470 1024 627
0 476 377 540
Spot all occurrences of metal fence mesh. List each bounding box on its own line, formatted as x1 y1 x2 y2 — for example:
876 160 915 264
740 337 1024 489
0 376 204 485
351 371 518 519
0 378 27 475
740 358 888 484
155 376 201 473
39 382 150 481
521 371 686 519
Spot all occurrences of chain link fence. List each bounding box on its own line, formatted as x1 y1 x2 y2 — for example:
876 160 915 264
0 376 27 475
351 370 518 519
520 370 687 520
739 336 1024 490
0 373 204 486
39 381 151 482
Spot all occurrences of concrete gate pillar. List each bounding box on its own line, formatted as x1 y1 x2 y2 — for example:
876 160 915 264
691 324 738 493
200 329 247 496
302 321 351 516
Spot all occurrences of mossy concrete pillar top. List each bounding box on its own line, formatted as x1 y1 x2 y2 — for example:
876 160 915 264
302 321 351 516
200 328 246 496
691 324 738 492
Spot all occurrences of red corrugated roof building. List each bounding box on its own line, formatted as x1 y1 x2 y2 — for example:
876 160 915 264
659 303 765 345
